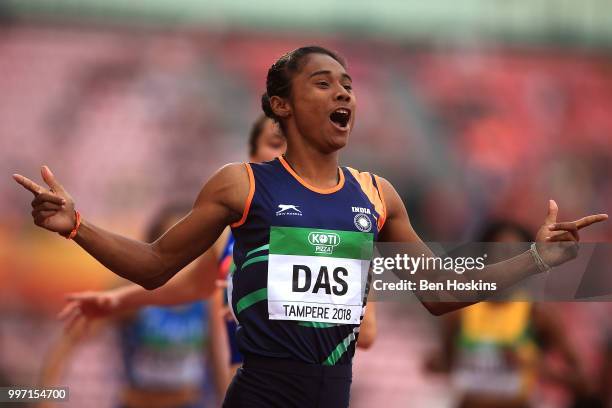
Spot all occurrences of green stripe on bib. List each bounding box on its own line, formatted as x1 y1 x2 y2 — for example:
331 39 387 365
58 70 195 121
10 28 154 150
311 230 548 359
269 226 373 260
267 226 373 325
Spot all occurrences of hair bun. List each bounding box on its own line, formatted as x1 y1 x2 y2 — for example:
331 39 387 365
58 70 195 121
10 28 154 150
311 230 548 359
261 93 275 119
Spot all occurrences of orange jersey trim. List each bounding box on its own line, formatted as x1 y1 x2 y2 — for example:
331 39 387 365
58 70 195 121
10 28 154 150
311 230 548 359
346 168 387 231
230 163 255 228
278 156 345 194
374 175 387 231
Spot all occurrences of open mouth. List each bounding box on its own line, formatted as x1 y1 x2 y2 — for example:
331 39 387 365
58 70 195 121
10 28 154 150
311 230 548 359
329 108 351 130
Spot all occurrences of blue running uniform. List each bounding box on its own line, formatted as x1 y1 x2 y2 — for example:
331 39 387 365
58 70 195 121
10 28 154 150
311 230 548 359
223 157 386 407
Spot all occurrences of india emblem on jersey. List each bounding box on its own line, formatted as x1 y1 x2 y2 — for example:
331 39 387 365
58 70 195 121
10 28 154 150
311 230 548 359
267 226 373 325
353 213 372 232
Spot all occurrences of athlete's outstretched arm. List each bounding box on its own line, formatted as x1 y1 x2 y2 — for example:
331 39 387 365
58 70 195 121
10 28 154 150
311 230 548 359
377 179 468 315
106 241 220 306
57 242 223 330
377 178 607 316
60 229 229 325
13 164 249 289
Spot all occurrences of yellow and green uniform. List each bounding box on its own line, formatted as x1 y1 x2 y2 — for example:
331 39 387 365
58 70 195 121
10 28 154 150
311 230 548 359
453 302 538 399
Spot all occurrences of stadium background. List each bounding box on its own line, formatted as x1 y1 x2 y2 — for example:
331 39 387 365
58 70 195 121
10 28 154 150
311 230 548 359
1 1 611 406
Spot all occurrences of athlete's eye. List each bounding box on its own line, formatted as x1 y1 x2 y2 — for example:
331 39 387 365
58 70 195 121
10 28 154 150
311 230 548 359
269 141 283 149
343 84 352 91
317 81 329 88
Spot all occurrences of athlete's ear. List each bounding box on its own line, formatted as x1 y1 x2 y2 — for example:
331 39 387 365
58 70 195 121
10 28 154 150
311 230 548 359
270 95 291 119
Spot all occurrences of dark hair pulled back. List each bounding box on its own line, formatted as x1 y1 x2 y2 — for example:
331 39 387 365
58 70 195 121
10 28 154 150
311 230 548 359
261 46 346 122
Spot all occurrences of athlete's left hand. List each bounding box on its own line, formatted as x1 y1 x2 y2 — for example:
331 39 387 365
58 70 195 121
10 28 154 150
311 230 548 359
535 200 607 267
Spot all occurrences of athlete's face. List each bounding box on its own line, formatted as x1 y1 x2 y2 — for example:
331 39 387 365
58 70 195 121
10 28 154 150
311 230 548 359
252 119 287 163
284 53 356 153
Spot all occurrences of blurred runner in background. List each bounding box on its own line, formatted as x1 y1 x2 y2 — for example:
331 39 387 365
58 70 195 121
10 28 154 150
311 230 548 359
40 203 212 408
426 221 591 408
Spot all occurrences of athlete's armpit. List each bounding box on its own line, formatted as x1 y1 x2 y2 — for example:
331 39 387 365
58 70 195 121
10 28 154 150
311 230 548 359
376 177 422 245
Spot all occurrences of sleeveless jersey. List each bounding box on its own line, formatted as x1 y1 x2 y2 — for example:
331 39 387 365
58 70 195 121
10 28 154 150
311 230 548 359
229 156 386 365
453 302 537 397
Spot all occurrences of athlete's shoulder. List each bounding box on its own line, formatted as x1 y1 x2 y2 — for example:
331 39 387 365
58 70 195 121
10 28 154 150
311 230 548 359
195 162 251 198
344 166 388 230
343 166 386 196
193 162 252 223
215 162 251 180
247 157 281 171
247 157 292 187
344 166 389 185
252 157 280 166
344 168 397 200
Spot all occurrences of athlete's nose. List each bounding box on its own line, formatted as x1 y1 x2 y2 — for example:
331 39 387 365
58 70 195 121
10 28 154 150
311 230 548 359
334 84 351 103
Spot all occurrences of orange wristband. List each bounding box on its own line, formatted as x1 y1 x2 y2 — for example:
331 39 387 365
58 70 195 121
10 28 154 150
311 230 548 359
65 210 81 240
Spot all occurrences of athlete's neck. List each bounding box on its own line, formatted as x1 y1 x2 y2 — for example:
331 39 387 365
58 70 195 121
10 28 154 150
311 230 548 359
282 146 340 189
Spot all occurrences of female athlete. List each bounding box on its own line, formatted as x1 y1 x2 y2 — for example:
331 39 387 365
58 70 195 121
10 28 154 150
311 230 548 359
14 46 607 407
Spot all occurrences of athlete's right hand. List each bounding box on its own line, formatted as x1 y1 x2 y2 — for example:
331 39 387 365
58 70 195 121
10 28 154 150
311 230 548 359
57 291 121 330
13 166 76 236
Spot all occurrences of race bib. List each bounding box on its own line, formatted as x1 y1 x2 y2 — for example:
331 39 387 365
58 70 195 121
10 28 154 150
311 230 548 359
454 346 522 395
267 226 373 324
132 349 204 387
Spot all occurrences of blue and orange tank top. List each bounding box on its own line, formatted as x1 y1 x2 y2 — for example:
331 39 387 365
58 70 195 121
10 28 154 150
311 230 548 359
229 156 386 365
